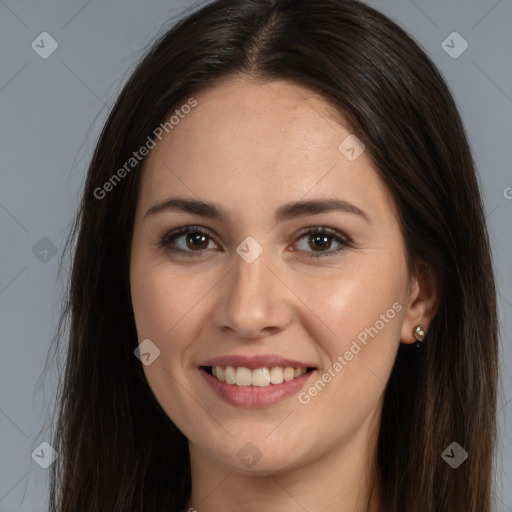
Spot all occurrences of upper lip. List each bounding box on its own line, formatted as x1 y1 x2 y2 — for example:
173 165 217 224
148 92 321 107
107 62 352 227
200 354 316 370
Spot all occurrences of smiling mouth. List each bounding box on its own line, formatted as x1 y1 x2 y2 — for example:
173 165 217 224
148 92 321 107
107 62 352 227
201 365 316 387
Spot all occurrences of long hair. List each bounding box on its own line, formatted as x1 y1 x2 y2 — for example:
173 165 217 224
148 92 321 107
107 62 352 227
48 0 498 510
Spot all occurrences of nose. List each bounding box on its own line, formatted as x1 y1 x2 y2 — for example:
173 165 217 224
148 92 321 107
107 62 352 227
212 248 293 340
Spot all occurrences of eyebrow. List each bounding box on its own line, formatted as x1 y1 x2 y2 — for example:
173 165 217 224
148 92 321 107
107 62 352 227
144 197 370 223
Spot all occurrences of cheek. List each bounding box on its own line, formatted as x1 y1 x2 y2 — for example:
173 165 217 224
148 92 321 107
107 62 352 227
130 260 213 431
289 256 406 410
328 280 404 349
292 257 406 353
130 258 209 357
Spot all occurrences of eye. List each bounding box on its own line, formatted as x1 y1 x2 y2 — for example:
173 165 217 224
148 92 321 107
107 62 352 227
291 227 351 258
158 226 219 257
157 225 351 259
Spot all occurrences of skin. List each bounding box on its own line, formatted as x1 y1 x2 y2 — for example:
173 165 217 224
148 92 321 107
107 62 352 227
129 76 438 512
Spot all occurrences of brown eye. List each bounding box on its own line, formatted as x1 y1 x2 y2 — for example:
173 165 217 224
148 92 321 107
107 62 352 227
185 232 209 250
159 226 219 256
308 233 333 252
292 227 350 258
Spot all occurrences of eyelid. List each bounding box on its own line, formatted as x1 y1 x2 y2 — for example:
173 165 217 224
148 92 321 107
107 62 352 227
294 225 351 243
159 225 217 244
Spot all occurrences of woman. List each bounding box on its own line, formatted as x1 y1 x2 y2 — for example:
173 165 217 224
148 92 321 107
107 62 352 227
49 0 498 510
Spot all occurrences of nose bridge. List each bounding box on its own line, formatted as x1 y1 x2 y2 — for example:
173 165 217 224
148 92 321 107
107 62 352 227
232 251 271 304
215 245 291 338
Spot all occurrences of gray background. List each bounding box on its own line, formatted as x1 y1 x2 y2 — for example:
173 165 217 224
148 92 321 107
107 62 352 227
0 0 511 510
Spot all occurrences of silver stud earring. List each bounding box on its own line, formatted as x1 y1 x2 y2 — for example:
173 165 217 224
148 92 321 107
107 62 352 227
413 324 425 347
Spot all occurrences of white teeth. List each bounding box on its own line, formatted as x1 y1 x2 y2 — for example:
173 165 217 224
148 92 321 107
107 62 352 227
235 367 252 386
269 367 284 384
210 365 308 386
216 366 226 382
225 365 236 384
283 367 295 381
252 368 270 387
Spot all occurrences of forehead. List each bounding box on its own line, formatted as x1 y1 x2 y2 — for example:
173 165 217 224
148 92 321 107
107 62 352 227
168 76 353 161
138 77 396 223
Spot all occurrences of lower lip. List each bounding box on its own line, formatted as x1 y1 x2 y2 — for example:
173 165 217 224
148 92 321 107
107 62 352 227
200 368 316 407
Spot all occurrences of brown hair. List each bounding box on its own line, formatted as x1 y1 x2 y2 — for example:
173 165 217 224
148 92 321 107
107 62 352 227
48 0 498 510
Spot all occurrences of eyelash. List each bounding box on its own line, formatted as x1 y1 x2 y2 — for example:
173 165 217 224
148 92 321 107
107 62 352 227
157 225 352 259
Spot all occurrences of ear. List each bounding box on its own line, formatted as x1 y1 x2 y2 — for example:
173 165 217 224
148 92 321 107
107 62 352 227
400 262 440 344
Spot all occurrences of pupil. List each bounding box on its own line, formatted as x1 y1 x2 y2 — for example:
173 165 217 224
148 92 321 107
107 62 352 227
187 233 208 250
310 234 331 251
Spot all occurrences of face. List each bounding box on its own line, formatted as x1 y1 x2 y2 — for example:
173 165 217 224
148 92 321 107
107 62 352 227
130 77 423 475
